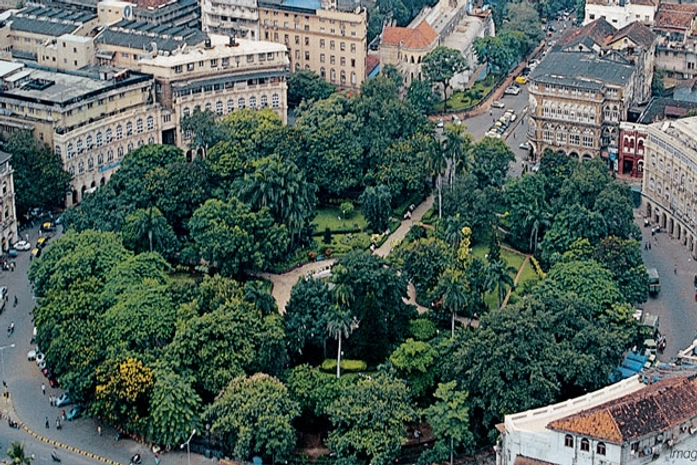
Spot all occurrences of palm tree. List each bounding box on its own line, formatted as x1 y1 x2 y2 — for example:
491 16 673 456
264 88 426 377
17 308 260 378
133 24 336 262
326 306 357 378
122 206 171 254
488 260 516 309
7 441 32 465
442 126 472 188
425 148 448 219
243 281 277 316
442 214 467 251
523 199 551 255
437 269 470 338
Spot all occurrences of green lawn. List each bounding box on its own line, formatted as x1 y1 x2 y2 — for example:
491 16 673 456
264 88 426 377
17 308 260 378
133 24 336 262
313 232 371 256
471 243 528 310
435 75 501 112
312 206 367 233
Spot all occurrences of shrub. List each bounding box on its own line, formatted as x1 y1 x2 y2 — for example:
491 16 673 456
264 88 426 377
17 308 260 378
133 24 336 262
320 359 367 373
323 227 332 244
340 202 354 219
409 318 438 341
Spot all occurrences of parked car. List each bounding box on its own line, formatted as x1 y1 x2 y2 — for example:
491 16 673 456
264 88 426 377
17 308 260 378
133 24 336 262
56 393 73 407
504 86 521 96
436 118 444 129
41 222 56 233
519 141 531 150
66 406 83 421
12 241 31 251
31 248 41 259
515 76 528 85
505 109 517 121
451 115 462 125
491 100 505 108
27 350 36 361
36 237 48 249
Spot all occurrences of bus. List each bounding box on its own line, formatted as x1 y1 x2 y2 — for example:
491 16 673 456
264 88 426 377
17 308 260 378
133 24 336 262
648 268 660 295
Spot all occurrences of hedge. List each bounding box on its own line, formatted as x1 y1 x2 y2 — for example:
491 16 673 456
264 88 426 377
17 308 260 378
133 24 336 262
320 359 367 373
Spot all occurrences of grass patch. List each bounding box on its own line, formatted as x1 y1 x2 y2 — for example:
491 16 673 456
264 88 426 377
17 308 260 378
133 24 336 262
313 232 371 256
471 243 527 310
435 75 501 112
312 206 367 234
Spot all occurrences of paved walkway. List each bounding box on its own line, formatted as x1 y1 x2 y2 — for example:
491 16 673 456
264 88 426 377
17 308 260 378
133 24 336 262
260 195 435 313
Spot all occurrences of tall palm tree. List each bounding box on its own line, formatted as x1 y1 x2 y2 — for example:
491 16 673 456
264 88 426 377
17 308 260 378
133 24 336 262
442 126 472 188
488 260 516 309
123 206 171 254
437 269 470 338
425 148 448 219
326 306 357 378
523 199 551 255
7 441 32 465
243 281 277 316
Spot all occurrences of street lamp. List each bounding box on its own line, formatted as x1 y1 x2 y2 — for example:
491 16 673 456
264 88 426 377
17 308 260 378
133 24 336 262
181 428 196 465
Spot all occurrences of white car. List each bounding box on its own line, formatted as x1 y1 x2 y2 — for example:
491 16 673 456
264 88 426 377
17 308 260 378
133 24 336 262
505 109 517 121
436 118 444 129
519 141 531 150
504 86 521 96
491 100 505 109
12 240 31 251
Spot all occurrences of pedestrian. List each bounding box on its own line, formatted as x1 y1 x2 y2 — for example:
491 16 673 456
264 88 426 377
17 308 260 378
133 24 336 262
49 395 53 406
13 295 17 307
9 262 14 272
56 417 61 430
490 109 493 116
61 410 65 421
513 132 516 139
649 242 652 250
41 383 45 395
98 425 102 436
644 242 648 250
45 417 49 429
675 266 678 275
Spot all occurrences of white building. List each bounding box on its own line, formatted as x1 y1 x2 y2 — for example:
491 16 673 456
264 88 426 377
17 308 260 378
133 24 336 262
497 372 697 465
584 0 657 29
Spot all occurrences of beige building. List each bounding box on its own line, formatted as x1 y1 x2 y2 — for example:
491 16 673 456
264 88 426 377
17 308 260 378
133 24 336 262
9 7 98 61
634 117 697 258
653 3 697 81
0 61 161 206
527 19 654 163
202 0 260 40
257 0 367 90
139 35 288 155
379 0 494 88
0 150 17 253
38 35 96 71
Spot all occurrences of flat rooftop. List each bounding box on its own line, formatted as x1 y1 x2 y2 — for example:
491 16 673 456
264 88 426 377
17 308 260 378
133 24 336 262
0 65 150 106
531 51 634 88
96 19 207 52
139 35 287 67
11 6 96 36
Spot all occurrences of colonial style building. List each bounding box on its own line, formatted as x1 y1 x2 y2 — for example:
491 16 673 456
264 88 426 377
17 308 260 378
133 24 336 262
634 116 697 258
653 3 697 81
257 0 367 90
498 373 697 465
379 0 493 88
0 150 17 253
138 35 288 155
0 61 161 206
584 0 657 29
201 0 260 40
526 19 655 163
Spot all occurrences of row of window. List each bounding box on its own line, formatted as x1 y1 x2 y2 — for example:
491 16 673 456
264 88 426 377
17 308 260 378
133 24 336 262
542 103 597 124
564 435 606 455
56 116 155 160
172 52 278 74
66 139 155 177
317 67 357 85
647 178 696 220
262 18 360 37
171 77 283 98
534 84 599 100
182 93 281 116
541 129 595 148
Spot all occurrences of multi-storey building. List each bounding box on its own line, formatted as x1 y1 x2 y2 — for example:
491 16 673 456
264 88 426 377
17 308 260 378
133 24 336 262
9 7 98 61
498 373 697 465
527 19 654 164
0 61 161 206
653 3 697 81
583 0 657 29
138 35 288 155
94 20 208 69
201 0 260 40
379 0 493 88
257 0 367 90
0 150 17 253
631 116 697 257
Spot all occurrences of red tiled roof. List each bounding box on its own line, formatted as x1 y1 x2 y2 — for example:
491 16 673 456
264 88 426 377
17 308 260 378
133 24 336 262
557 17 617 49
654 3 697 31
514 456 560 465
548 375 697 444
366 54 379 76
382 20 437 49
632 0 657 6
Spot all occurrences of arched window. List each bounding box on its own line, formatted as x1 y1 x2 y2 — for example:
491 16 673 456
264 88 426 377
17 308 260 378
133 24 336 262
107 150 114 162
183 107 191 117
340 70 346 84
68 165 75 177
136 118 143 134
351 72 356 84
580 439 590 452
216 100 223 115
138 140 144 147
127 142 134 154
78 161 84 174
67 143 74 159
87 157 94 170
330 69 336 82
238 97 246 109
260 95 268 107
205 102 212 112
117 146 124 158
97 153 104 165
227 99 234 113
564 435 573 448
146 116 154 131
272 93 280 108
320 67 326 79
76 139 83 154
126 122 133 136
86 135 93 149
249 96 257 109
116 125 123 140
55 145 61 157
96 131 103 147
106 128 112 142
148 136 154 144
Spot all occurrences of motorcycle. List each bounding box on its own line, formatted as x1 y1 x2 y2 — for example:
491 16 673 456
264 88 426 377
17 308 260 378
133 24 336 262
51 449 61 462
130 453 142 465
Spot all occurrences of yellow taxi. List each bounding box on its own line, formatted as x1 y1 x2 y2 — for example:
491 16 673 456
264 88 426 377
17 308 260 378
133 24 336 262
515 76 528 85
36 236 48 249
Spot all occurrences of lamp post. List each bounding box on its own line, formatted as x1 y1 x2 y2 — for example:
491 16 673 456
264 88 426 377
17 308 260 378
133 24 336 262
181 428 196 465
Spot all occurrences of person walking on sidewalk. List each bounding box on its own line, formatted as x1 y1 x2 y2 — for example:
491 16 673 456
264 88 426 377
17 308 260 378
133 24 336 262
45 417 49 429
41 383 45 395
98 425 102 436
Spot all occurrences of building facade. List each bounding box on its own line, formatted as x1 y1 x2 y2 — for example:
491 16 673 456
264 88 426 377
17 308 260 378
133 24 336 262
257 0 367 90
0 150 17 253
636 116 697 258
653 3 697 81
139 35 288 155
201 0 260 40
526 19 654 163
498 373 697 465
584 0 657 29
0 62 161 206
